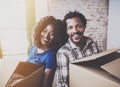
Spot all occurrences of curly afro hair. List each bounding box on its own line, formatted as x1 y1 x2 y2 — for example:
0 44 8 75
63 11 87 28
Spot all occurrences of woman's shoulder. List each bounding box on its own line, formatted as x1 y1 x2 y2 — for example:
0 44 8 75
30 45 37 50
45 49 57 64
28 45 37 54
46 49 57 55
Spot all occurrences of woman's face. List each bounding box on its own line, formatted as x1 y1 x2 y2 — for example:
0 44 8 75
40 24 55 48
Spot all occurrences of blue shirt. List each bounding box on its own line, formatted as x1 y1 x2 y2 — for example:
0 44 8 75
27 45 57 69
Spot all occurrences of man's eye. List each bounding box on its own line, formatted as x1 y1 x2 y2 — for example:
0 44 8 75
77 25 82 28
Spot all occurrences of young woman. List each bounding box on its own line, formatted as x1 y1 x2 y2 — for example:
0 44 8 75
27 16 67 87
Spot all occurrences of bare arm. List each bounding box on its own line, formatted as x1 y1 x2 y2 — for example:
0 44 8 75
42 68 55 87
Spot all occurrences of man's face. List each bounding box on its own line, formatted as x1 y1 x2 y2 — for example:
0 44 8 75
66 17 85 44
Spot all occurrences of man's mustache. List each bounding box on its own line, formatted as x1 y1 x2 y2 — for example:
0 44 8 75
71 32 83 37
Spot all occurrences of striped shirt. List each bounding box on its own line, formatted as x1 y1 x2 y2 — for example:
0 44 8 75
56 36 100 87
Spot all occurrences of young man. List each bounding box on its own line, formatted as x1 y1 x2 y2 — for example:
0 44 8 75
56 11 100 87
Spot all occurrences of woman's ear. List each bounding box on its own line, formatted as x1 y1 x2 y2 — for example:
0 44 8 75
66 29 69 35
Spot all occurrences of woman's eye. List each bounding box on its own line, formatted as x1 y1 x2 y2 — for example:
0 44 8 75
42 29 47 34
67 26 72 30
50 33 55 36
43 29 47 32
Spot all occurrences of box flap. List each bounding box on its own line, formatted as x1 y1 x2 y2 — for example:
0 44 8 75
101 58 120 79
13 65 44 87
5 62 44 87
71 48 120 66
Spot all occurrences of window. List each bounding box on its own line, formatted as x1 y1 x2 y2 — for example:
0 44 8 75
0 0 28 55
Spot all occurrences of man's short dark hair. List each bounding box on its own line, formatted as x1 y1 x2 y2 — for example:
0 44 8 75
63 11 87 28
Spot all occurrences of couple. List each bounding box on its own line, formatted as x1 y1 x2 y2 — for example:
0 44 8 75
27 11 100 87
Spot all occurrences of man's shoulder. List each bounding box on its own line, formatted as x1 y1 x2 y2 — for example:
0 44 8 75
83 36 95 44
57 42 71 52
83 36 100 53
83 36 92 40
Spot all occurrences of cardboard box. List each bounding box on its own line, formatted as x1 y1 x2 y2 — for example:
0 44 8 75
5 62 44 87
69 48 120 87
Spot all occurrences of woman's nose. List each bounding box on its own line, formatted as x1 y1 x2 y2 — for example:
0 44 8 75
44 33 49 38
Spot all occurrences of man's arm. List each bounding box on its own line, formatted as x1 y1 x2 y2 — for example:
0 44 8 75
56 50 69 87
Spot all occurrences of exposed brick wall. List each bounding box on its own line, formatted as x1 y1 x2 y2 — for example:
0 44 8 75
48 0 109 51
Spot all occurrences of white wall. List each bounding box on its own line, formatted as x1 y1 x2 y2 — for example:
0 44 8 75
107 0 120 49
35 0 48 23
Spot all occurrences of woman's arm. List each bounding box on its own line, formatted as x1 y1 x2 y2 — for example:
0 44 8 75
42 68 55 87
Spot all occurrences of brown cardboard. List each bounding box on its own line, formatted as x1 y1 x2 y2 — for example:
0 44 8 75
69 48 120 87
0 40 2 58
101 58 120 79
5 62 44 87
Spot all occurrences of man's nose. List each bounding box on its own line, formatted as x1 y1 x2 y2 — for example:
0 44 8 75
73 27 78 32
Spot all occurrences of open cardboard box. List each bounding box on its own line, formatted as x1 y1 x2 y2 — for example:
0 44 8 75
69 48 120 87
5 62 44 87
0 58 44 87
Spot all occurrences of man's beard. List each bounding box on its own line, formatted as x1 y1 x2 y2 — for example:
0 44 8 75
71 32 83 37
70 31 84 46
